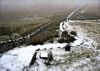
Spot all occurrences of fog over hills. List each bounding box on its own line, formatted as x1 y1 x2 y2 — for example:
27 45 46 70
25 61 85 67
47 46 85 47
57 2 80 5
0 0 82 12
0 0 99 21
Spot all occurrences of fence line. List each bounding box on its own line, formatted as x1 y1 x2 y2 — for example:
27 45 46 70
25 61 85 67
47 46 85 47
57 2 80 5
0 23 51 53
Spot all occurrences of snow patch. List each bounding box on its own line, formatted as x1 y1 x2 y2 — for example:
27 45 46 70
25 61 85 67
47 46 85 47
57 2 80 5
70 39 82 46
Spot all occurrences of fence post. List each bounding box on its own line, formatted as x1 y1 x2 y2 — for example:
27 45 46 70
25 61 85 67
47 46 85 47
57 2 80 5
22 33 25 43
8 34 15 48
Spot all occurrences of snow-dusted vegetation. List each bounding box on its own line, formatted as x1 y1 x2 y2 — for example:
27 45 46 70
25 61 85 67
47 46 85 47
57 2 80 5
0 19 100 71
0 0 100 71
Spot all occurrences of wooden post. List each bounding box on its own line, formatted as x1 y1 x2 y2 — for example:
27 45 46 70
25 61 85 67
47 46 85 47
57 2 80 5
22 33 25 43
8 34 15 48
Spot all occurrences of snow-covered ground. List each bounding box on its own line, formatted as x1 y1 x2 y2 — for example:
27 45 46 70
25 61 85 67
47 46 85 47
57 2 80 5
0 20 100 71
0 43 67 71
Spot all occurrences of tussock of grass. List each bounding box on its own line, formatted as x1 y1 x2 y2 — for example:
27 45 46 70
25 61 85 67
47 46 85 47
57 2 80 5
58 31 76 43
27 31 59 45
97 45 100 49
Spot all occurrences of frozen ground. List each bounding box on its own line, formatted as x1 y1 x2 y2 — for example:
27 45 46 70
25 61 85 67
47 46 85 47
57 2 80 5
0 20 100 71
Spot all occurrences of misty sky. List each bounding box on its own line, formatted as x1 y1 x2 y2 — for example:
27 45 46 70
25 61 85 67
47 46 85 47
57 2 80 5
0 0 86 11
0 0 99 19
0 0 99 11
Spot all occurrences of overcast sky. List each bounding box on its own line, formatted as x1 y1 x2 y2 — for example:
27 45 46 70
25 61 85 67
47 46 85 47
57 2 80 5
0 0 85 9
0 0 99 14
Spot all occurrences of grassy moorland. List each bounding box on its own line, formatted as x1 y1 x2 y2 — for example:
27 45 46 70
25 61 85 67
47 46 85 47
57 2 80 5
0 11 69 45
0 0 99 45
0 16 50 41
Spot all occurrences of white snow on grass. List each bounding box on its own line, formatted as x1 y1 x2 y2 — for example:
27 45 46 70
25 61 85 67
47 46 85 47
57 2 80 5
70 39 82 46
0 43 67 71
68 20 98 48
0 20 99 71
0 45 37 70
40 51 48 58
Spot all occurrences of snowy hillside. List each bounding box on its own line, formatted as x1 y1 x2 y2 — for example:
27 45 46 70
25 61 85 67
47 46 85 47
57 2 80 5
0 20 100 71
